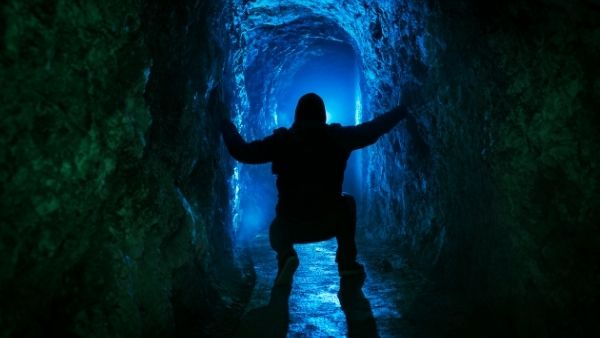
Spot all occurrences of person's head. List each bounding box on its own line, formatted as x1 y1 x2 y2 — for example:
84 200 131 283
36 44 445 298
293 93 326 127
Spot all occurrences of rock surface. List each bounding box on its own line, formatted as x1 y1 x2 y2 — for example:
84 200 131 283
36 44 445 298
1 1 252 336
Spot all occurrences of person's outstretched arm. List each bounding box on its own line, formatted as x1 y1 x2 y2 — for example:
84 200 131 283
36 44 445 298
221 120 278 164
337 105 408 150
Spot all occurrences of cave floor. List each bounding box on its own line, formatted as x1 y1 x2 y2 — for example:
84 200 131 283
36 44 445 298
235 234 444 338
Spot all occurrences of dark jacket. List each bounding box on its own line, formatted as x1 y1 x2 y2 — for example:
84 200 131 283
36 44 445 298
221 106 407 219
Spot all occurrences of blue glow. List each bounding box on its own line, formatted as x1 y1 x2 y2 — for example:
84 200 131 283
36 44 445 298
240 205 268 236
354 67 363 124
230 165 241 233
275 42 358 128
235 168 277 240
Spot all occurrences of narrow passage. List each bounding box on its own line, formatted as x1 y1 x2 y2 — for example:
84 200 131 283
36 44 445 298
235 235 431 337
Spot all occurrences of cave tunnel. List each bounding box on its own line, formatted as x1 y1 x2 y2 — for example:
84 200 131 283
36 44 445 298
1 0 599 338
235 15 364 241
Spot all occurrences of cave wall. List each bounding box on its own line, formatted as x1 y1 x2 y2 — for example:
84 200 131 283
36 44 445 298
370 1 600 336
0 0 251 337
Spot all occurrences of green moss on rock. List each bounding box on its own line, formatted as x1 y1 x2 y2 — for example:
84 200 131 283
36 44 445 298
1 0 251 337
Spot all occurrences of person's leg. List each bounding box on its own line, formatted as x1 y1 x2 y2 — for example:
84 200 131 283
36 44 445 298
335 194 363 276
269 213 336 261
269 216 298 265
269 216 299 286
335 194 357 264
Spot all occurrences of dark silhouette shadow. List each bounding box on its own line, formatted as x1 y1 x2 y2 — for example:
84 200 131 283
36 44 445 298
234 284 292 338
338 274 380 338
235 274 379 337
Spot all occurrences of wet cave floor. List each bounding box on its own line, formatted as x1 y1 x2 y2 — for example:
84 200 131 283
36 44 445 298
235 235 462 338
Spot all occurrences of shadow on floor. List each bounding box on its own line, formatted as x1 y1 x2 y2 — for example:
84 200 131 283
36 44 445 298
234 284 291 338
234 274 379 338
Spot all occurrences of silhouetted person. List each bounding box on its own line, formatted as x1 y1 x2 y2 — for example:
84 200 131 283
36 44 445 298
221 93 407 286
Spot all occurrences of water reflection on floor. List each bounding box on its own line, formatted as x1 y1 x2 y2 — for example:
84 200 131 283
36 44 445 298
235 235 427 338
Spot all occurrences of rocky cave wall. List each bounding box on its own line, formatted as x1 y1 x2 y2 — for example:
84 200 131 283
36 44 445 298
371 1 600 336
1 1 251 337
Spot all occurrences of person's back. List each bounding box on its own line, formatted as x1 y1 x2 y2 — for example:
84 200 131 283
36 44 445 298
272 121 350 220
221 92 408 286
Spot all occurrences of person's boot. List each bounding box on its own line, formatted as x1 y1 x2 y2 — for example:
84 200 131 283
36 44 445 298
274 255 299 287
338 261 365 277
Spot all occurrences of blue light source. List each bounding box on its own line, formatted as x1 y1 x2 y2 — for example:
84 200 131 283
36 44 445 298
275 41 358 128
